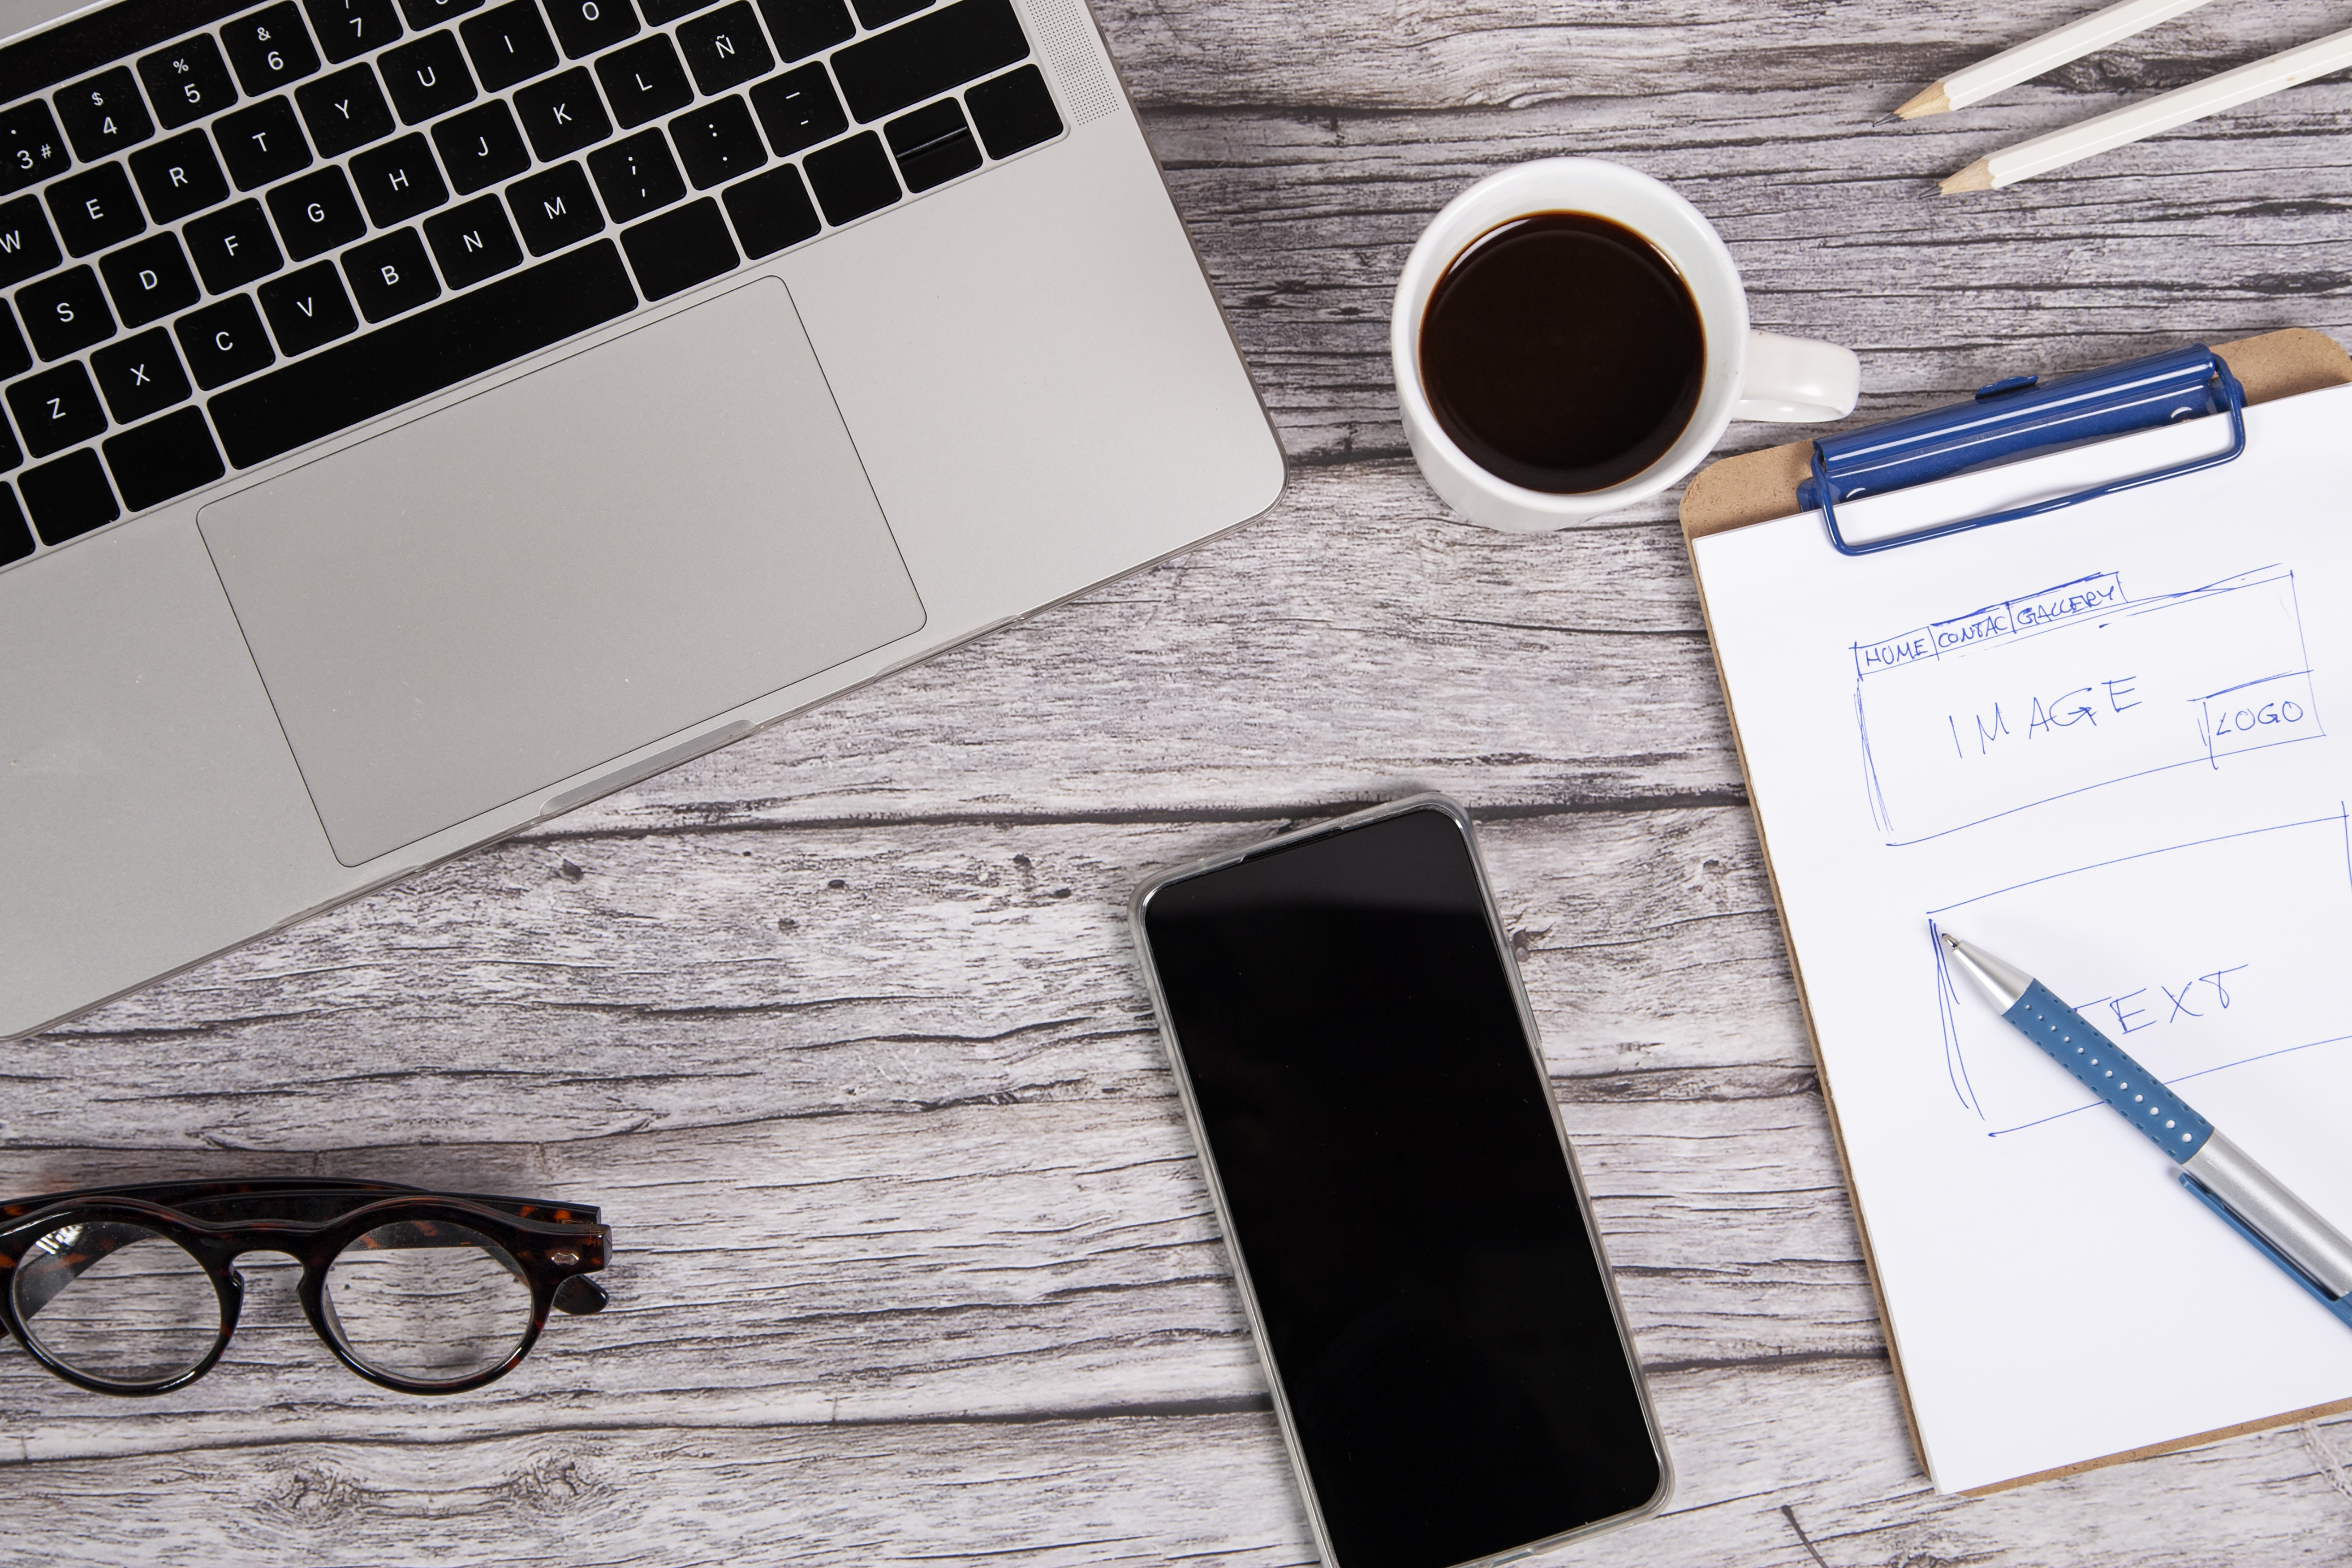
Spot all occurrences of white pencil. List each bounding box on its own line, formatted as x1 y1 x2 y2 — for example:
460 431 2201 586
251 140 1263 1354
1942 23 2352 191
1895 0 2217 119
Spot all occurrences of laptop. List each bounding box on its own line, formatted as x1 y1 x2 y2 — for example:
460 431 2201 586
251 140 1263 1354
0 0 1283 1038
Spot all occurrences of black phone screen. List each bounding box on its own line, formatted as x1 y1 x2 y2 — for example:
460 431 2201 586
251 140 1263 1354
1140 805 1663 1568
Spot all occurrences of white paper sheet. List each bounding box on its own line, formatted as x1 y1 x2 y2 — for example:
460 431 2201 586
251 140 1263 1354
1694 382 2352 1493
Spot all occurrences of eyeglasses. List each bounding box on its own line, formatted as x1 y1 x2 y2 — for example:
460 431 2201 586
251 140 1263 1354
0 1180 611 1396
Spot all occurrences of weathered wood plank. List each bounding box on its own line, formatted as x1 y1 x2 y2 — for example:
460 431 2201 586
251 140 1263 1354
9 1374 2347 1566
1140 93 2352 462
0 1086 1876 1455
20 806 1803 1146
1094 0 2343 111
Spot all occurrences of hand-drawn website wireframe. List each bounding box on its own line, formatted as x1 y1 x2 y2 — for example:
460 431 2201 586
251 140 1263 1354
1689 382 2352 1494
1854 566 2320 843
1926 809 2352 1133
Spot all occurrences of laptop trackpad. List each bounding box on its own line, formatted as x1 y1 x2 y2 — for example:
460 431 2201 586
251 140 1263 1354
199 276 925 868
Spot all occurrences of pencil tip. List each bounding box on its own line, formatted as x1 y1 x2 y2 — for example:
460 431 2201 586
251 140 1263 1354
1872 112 1899 127
1940 159 1995 194
1895 83 1951 120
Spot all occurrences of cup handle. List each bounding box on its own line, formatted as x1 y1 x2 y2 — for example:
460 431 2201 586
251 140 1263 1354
1734 330 1860 423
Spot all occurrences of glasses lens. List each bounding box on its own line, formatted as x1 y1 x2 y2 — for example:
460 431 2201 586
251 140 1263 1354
323 1222 533 1383
13 1220 220 1386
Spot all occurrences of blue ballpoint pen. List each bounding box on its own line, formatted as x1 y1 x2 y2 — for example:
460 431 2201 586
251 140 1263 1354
1942 931 2352 1331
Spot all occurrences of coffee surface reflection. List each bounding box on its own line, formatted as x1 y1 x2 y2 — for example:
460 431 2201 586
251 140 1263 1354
1419 212 1705 494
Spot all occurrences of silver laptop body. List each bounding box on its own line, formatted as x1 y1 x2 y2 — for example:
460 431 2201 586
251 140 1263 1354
0 0 1283 1038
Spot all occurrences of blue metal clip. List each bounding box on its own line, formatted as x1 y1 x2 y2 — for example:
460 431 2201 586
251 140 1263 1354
1797 344 2248 556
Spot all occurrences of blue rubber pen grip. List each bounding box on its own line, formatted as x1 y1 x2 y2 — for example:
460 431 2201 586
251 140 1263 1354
2004 980 2215 1161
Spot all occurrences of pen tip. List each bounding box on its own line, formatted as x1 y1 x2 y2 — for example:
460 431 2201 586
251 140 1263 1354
1939 930 1958 949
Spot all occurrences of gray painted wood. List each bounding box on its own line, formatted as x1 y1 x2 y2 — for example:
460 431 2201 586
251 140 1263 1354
9 0 2352 1560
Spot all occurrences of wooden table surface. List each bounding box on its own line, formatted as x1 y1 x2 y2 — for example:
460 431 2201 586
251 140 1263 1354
13 0 2352 1562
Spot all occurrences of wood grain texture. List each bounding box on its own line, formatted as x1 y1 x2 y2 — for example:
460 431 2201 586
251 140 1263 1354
10 0 2352 1561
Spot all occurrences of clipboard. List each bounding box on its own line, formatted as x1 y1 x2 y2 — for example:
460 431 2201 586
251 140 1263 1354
1678 327 2352 1496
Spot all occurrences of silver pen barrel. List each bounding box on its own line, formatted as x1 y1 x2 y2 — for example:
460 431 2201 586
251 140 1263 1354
2183 1132 2352 1300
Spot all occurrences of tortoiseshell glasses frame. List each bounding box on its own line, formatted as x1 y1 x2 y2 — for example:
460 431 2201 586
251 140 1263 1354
0 1179 610 1396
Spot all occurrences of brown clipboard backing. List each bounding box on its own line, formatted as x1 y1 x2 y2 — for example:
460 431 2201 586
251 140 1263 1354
1677 327 2352 1495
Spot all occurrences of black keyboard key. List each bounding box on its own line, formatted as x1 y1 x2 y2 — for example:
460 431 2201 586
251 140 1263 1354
461 1 558 91
223 3 323 96
129 130 231 223
723 164 817 257
184 201 285 292
217 97 315 190
56 68 155 164
883 96 975 191
268 166 368 258
830 0 1027 125
17 267 114 359
671 96 765 189
595 35 691 129
104 407 224 511
514 67 612 160
424 192 521 286
620 196 733 300
91 328 193 423
677 3 771 95
0 197 60 289
398 0 483 26
100 232 202 327
432 100 529 194
0 488 28 562
640 0 714 21
210 240 636 467
749 62 843 157
508 160 603 253
853 0 927 29
545 0 638 57
8 362 108 457
22 449 118 543
297 64 397 156
382 31 477 122
0 418 23 474
0 307 29 379
586 129 681 221
349 134 449 225
965 63 1057 158
305 0 405 62
258 259 358 352
177 294 276 387
803 130 895 224
139 35 240 131
48 163 144 256
343 226 439 319
755 0 850 61
0 102 69 202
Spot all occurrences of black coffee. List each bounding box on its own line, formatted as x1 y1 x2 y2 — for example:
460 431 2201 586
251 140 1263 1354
1419 211 1705 494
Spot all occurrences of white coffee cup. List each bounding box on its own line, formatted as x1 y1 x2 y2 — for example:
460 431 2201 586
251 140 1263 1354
1391 158 1860 532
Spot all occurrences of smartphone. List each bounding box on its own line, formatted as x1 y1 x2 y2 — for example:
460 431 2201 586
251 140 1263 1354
1133 796 1670 1568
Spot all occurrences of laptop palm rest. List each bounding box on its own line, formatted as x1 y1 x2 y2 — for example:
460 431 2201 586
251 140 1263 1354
198 276 925 868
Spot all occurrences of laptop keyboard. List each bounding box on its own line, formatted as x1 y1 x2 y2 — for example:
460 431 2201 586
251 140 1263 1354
0 0 1068 569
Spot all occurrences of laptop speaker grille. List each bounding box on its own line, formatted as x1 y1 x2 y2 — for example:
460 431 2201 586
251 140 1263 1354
1026 0 1120 127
